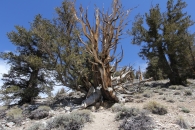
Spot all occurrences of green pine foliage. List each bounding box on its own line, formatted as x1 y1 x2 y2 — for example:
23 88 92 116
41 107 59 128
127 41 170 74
0 15 55 104
144 57 167 80
0 0 93 104
130 0 195 85
33 0 94 91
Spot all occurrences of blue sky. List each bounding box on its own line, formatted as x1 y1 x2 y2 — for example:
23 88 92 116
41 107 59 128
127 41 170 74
1 0 195 69
0 0 195 95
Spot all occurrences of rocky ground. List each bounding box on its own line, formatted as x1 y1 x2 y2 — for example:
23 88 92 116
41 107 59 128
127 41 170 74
0 79 195 130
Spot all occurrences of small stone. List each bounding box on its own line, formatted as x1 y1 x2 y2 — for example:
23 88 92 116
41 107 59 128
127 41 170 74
49 110 55 117
59 108 64 112
64 106 71 112
95 102 100 109
91 106 96 112
103 102 109 108
99 106 104 110
26 118 31 121
6 122 15 127
1 120 6 124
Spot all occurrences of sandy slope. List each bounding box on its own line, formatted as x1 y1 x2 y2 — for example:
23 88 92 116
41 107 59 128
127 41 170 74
83 110 119 130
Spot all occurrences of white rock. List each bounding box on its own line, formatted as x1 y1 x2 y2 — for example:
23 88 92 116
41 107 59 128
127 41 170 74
99 106 104 110
1 120 6 124
49 110 55 116
91 106 96 112
6 122 15 127
64 106 71 112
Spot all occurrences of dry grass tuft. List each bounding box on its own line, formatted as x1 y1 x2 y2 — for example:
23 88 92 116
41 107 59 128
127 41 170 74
144 101 167 115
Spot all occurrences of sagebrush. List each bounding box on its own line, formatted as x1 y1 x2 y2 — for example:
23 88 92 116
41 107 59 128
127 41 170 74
144 101 167 115
46 110 93 130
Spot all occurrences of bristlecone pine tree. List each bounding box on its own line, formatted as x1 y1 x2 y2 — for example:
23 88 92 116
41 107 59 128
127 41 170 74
72 0 132 102
0 0 136 105
144 57 167 80
130 0 195 85
0 15 55 104
32 0 94 94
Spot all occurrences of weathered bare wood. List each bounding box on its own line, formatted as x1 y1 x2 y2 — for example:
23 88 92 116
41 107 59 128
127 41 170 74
81 85 102 108
66 0 140 104
86 86 95 99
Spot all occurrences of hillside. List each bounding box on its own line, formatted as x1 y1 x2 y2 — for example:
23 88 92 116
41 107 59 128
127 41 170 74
0 79 195 130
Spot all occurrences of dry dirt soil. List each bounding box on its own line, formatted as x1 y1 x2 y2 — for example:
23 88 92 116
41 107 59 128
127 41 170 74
1 79 195 130
83 82 195 130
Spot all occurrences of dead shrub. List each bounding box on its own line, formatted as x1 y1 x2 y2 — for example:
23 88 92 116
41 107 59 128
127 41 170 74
144 101 167 115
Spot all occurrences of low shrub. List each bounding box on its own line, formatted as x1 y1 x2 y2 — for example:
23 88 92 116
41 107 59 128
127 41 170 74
161 88 166 91
175 86 183 90
27 122 45 130
0 106 8 119
37 105 51 112
152 90 158 93
184 90 192 96
134 95 142 99
6 107 23 124
22 105 45 118
113 104 154 130
0 106 8 111
176 116 189 129
162 97 166 100
158 91 163 95
115 107 140 120
28 105 51 120
119 110 153 130
181 107 190 113
169 85 183 90
174 92 180 95
29 109 49 120
143 101 167 115
46 110 92 130
111 103 125 112
55 88 67 98
167 99 175 103
112 104 140 120
142 91 152 98
169 85 177 90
